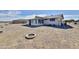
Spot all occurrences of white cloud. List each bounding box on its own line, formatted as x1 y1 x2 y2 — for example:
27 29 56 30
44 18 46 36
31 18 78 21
64 15 79 20
0 10 21 16
0 10 23 21
7 10 21 15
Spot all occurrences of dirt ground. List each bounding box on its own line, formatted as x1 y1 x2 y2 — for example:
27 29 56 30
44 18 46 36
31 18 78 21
0 23 79 49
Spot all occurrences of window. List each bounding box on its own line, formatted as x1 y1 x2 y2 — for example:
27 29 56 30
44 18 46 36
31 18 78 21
50 18 55 21
38 19 44 24
35 19 37 24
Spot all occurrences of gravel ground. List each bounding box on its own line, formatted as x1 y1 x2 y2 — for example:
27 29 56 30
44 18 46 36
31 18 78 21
0 23 79 49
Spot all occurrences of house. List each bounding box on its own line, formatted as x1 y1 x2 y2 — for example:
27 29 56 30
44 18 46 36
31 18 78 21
11 19 27 24
25 14 64 26
75 20 79 24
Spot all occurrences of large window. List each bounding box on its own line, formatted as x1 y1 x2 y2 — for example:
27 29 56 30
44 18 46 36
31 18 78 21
38 19 44 24
50 18 55 21
35 19 37 24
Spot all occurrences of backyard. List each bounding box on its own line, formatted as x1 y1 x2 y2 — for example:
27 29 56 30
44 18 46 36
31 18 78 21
0 23 79 49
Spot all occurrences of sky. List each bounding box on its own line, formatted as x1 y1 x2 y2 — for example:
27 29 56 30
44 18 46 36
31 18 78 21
0 10 79 21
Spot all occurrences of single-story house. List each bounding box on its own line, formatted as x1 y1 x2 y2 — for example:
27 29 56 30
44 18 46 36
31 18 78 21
75 20 79 24
11 19 27 24
25 14 64 26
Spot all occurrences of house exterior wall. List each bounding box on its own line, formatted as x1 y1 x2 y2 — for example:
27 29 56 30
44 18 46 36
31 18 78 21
57 18 64 26
55 18 62 26
28 18 63 26
44 19 56 25
26 20 29 25
43 18 62 26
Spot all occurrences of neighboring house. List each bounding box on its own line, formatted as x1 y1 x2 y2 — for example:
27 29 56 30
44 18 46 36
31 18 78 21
25 14 64 26
75 20 79 24
11 19 27 24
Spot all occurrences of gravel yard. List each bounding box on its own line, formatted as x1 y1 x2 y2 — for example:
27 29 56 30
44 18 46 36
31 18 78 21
0 23 79 49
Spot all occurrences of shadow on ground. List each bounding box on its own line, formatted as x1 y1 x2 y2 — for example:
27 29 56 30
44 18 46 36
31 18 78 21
22 24 73 29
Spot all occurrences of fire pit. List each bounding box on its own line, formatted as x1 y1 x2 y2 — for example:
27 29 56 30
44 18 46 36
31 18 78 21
25 33 36 39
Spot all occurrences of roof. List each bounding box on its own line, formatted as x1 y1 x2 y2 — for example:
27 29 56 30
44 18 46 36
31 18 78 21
43 15 63 19
24 15 47 20
24 14 64 20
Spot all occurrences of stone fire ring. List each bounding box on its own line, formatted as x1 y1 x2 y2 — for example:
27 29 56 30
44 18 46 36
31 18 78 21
25 33 36 39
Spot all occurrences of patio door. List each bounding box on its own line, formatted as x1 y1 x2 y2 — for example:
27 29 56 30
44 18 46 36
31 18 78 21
38 19 44 24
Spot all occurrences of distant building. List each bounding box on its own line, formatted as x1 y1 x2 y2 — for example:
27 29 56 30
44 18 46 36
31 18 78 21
75 20 79 24
11 19 27 24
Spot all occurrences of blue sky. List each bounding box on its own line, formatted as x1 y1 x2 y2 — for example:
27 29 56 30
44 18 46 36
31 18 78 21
0 10 79 21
